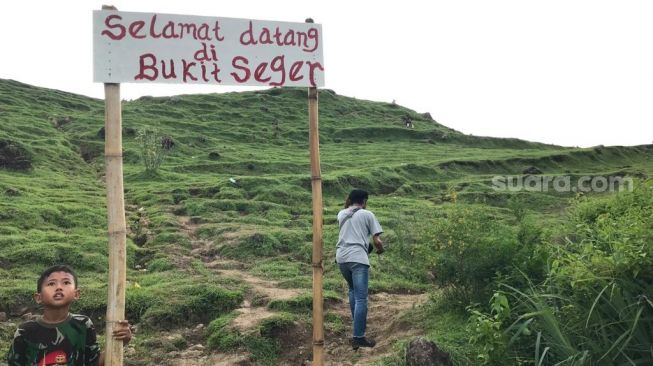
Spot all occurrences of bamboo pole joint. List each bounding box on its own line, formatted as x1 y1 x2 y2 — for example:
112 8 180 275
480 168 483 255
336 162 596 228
108 229 127 236
311 175 322 181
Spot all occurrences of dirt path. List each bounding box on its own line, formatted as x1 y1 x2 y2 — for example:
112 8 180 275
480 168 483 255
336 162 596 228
169 216 428 365
323 292 429 366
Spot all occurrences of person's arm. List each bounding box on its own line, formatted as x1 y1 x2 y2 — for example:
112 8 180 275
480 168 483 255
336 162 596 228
368 212 384 254
6 327 28 366
98 320 132 366
373 234 384 254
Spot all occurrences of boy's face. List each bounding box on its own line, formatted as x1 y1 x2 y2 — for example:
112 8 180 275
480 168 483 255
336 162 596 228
34 271 80 308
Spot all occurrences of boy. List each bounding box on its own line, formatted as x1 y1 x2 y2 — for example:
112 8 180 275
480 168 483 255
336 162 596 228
6 265 132 366
335 189 384 350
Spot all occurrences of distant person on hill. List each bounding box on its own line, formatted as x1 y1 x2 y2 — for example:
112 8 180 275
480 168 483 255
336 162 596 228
402 115 414 128
335 189 384 350
6 265 132 366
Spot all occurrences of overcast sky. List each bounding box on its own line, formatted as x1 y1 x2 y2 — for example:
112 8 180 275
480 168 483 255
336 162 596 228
2 0 652 147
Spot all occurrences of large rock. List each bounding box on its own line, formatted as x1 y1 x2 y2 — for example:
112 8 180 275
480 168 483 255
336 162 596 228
406 338 453 366
0 139 32 170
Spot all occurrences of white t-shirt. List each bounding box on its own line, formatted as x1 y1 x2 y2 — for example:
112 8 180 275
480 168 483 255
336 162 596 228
335 207 383 266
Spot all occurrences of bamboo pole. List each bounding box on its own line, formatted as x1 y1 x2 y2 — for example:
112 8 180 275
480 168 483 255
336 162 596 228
308 84 325 364
104 83 126 366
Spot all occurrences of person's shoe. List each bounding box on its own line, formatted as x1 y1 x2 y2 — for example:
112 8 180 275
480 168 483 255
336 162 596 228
351 337 376 350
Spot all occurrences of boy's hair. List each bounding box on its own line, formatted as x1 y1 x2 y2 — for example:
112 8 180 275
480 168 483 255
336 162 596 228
37 265 78 293
345 189 369 207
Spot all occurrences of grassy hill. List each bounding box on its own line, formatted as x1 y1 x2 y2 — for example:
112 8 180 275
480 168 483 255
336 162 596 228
1 78 651 365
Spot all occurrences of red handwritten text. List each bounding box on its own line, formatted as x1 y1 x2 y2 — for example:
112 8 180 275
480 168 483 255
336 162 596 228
101 14 224 41
239 21 319 52
231 55 323 87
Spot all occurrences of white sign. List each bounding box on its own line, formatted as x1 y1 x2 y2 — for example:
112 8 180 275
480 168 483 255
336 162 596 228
93 10 325 87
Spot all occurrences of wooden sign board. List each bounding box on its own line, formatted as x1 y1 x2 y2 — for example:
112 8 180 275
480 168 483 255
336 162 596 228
93 10 325 87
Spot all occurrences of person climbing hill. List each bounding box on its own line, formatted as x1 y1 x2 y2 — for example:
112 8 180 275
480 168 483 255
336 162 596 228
335 189 384 350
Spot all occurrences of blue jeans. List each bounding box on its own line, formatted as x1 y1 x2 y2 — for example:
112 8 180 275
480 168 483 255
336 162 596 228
338 262 369 338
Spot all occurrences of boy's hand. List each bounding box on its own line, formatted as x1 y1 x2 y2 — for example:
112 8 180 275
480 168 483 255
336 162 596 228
112 320 133 345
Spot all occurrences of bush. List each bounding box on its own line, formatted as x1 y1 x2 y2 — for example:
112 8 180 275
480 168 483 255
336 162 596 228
477 182 653 365
135 127 174 173
421 206 518 304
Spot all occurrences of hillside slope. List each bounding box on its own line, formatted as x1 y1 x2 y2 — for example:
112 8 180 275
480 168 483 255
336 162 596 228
1 78 651 365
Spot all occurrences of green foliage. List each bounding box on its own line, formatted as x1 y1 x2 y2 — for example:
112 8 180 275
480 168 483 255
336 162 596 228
125 287 159 323
206 312 289 366
467 293 512 365
324 311 346 335
141 283 242 329
135 127 173 173
268 291 339 314
421 206 519 303
473 182 653 365
404 292 478 364
259 312 296 338
206 312 241 350
218 231 310 261
147 257 174 272
72 286 107 320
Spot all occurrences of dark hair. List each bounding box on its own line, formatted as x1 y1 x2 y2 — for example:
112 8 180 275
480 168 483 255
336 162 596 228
344 189 369 208
37 265 78 293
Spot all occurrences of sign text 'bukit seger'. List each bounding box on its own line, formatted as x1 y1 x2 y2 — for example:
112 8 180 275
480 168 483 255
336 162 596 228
93 10 325 87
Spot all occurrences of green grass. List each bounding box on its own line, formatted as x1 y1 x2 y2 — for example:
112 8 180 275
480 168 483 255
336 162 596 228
1 78 652 364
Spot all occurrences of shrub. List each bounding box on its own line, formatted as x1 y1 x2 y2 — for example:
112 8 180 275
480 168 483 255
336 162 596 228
421 206 518 304
135 127 174 173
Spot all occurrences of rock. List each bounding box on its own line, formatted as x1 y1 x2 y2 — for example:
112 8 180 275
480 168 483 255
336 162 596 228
0 312 7 321
0 139 32 170
522 166 543 175
188 344 204 351
405 338 453 366
180 349 203 358
5 187 20 196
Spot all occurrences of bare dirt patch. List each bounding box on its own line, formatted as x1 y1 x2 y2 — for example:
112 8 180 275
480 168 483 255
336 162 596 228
217 268 302 302
321 292 429 365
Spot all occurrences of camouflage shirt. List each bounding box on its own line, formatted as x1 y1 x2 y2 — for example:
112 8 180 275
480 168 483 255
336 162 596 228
6 313 100 366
